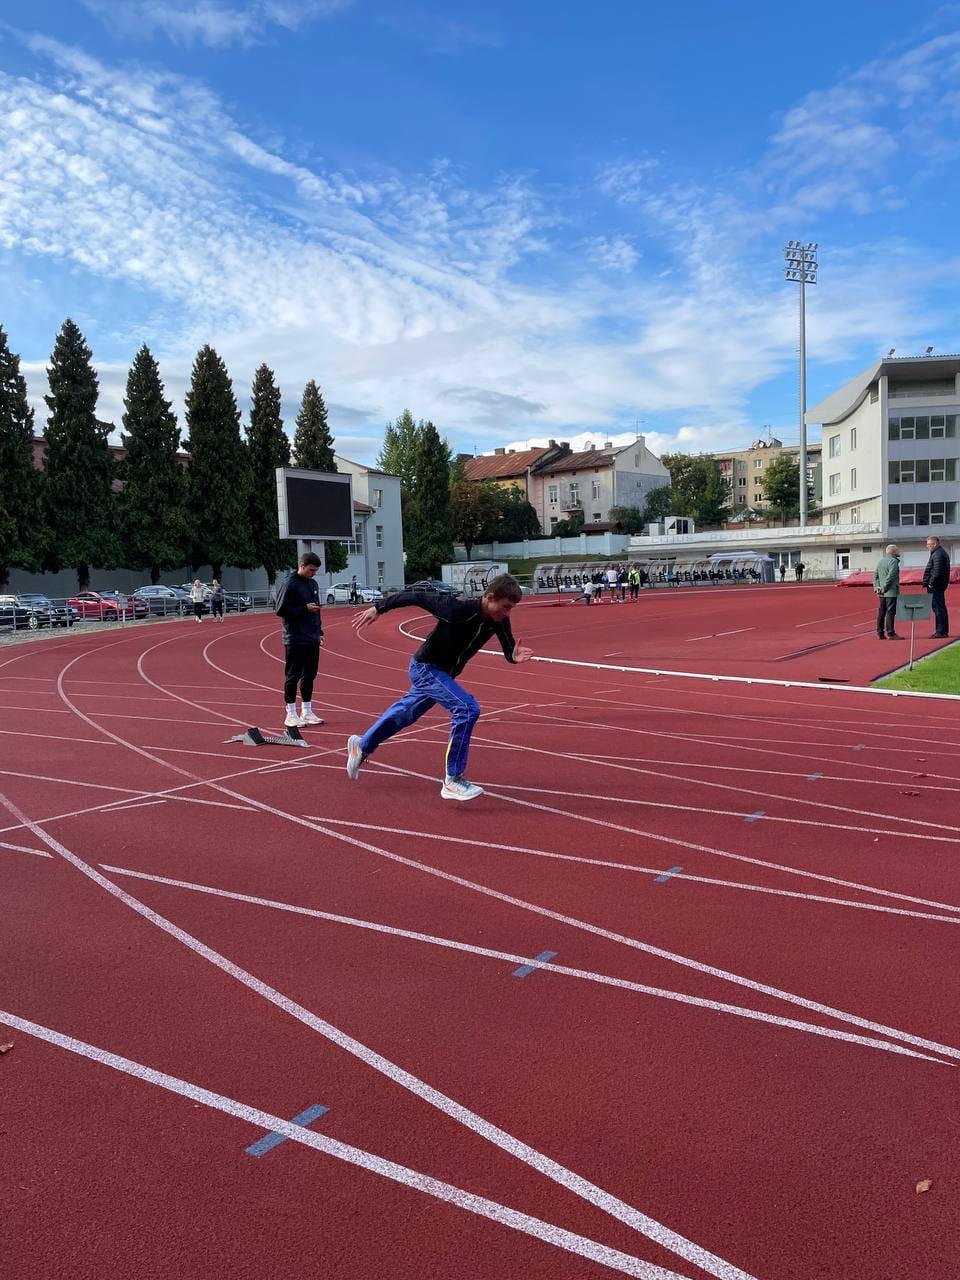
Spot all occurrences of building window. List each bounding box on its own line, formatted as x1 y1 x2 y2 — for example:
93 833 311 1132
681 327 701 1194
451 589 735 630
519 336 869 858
849 428 857 450
828 472 841 496
568 482 579 502
591 480 601 501
376 560 385 586
753 458 763 469
850 507 860 522
828 510 841 524
738 477 746 488
888 414 960 441
375 524 384 548
889 502 959 527
828 436 841 458
850 467 857 491
548 484 558 504
371 488 383 508
549 515 558 527
592 511 601 521
347 520 364 554
870 386 879 403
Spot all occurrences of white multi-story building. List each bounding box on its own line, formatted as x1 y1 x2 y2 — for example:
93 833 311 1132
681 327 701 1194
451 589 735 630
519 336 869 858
334 455 405 591
529 436 670 531
807 353 960 566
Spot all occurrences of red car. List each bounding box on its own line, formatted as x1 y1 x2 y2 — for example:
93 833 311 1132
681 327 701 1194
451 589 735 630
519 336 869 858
67 590 149 621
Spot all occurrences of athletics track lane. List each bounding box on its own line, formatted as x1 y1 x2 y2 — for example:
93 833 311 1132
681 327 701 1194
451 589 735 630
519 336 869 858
2 592 960 1279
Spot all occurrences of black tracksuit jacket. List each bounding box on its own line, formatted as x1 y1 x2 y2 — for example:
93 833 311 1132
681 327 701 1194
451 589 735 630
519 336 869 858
375 588 517 678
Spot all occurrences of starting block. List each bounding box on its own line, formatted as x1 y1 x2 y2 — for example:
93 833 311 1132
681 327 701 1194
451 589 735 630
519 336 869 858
225 725 311 749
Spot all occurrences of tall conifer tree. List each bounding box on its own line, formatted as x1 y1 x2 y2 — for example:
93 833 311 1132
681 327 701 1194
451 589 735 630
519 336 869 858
291 380 335 470
290 378 346 573
117 345 185 583
405 421 453 579
42 319 117 589
183 346 254 578
247 363 293 586
0 327 40 587
377 409 421 544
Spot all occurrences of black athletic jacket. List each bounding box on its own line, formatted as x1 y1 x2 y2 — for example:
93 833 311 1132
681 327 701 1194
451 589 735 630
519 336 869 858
376 587 517 677
923 545 950 592
275 572 323 644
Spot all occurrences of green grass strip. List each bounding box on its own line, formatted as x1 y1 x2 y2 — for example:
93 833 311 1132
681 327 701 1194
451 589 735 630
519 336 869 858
876 640 960 694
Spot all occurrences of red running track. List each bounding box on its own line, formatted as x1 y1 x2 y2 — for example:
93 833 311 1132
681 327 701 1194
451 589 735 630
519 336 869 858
2 589 960 1280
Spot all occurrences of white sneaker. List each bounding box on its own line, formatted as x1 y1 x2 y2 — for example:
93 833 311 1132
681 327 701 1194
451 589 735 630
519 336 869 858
284 712 305 728
346 734 367 780
300 711 324 726
441 775 483 802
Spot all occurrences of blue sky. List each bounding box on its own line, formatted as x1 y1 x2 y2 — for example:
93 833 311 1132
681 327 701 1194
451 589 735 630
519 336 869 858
1 1 958 463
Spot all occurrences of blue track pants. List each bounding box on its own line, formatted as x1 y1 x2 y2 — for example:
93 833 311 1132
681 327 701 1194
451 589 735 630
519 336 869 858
359 659 481 779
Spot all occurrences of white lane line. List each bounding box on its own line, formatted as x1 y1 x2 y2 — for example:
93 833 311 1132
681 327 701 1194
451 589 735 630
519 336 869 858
1 792 753 1280
99 863 947 1064
0 1009 688 1280
101 798 166 812
295 814 960 925
464 726 960 843
1 840 51 858
683 629 753 644
505 653 960 702
795 608 870 629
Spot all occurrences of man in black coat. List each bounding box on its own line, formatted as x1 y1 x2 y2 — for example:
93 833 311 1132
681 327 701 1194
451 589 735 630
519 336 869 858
922 536 950 638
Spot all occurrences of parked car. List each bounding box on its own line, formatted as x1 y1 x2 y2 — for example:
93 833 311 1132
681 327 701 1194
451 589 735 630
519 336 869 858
68 590 149 620
132 585 192 616
406 579 459 595
0 595 46 630
325 582 384 605
220 590 252 612
11 593 78 627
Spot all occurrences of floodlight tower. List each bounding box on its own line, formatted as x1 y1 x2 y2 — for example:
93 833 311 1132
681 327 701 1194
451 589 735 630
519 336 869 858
784 241 818 527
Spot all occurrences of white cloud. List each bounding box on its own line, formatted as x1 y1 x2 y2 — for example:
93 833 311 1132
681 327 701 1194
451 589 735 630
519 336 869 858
4 28 960 465
82 0 350 47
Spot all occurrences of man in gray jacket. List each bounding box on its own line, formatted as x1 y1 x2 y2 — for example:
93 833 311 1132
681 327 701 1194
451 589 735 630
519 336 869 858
873 544 901 640
922 535 950 638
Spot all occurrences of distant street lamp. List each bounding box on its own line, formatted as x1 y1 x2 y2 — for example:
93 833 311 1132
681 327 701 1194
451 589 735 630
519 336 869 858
784 241 818 527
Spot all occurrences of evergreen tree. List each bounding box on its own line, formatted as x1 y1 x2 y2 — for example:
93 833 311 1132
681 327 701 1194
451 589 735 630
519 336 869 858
117 345 185 583
183 346 254 579
405 421 453 579
376 409 420 490
290 378 346 574
246 364 294 586
0 327 41 587
42 319 117 589
291 380 335 470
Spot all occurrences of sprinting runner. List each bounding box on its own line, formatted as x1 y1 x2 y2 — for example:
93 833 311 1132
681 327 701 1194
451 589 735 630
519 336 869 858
346 575 532 801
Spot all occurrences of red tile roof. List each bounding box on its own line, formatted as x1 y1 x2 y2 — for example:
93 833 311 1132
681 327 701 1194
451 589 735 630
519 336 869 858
536 449 615 475
463 447 552 481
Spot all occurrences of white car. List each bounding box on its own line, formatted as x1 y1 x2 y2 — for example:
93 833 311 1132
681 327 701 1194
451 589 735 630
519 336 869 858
325 582 383 605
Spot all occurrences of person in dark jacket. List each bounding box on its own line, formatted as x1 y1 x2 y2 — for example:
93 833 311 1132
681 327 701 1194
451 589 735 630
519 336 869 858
346 574 532 801
274 551 325 728
922 536 950 638
209 578 225 622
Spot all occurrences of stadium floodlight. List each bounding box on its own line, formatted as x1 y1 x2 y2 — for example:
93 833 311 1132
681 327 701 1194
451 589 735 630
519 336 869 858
784 241 819 526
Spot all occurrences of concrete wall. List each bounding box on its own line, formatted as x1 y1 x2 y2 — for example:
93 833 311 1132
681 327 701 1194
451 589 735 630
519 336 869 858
455 532 631 561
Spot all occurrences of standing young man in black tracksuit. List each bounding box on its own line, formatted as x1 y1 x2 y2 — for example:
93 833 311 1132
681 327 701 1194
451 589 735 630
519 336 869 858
346 575 532 801
274 551 326 728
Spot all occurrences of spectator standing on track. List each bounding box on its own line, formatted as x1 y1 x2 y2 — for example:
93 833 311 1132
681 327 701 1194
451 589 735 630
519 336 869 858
592 568 603 601
922 536 950 638
779 563 786 582
617 566 628 602
275 551 325 728
873 544 902 640
346 575 533 802
795 561 805 581
190 579 205 623
605 565 618 600
629 566 641 600
349 575 360 605
210 579 225 623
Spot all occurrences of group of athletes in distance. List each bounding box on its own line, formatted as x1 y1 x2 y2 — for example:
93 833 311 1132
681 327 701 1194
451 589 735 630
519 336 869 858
273 552 532 802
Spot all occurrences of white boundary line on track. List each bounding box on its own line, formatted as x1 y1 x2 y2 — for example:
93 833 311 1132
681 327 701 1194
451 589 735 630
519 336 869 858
98 862 949 1063
0 785 753 1280
0 1008 689 1280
